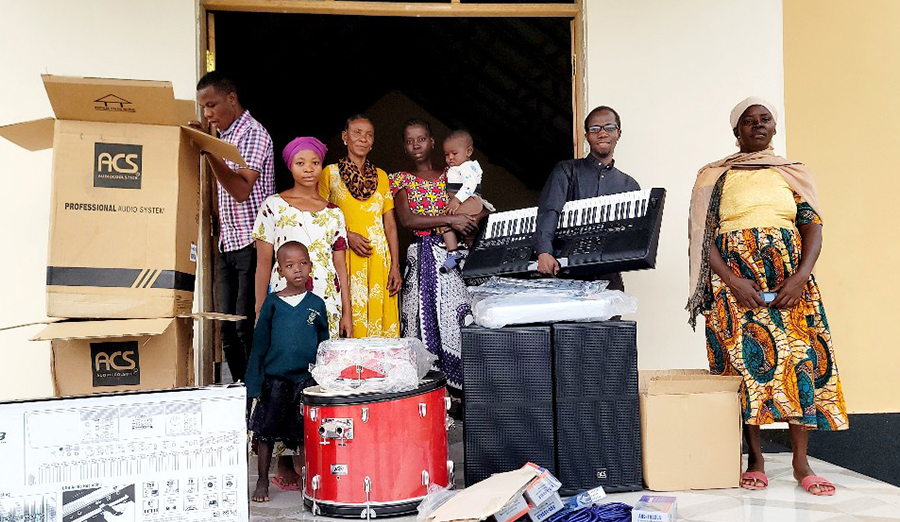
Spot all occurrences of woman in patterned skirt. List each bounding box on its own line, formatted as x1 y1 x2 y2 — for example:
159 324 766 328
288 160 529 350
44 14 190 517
389 119 481 390
320 115 401 337
687 98 848 496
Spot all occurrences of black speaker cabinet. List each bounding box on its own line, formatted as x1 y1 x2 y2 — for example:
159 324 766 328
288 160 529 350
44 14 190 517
553 321 642 493
461 325 556 486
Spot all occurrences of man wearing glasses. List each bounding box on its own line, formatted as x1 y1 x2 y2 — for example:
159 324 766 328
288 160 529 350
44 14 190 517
532 106 640 290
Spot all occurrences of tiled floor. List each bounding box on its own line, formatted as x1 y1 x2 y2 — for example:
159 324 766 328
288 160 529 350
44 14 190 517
249 425 900 522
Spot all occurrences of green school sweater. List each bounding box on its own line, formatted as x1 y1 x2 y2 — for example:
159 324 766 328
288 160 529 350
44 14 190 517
245 292 330 398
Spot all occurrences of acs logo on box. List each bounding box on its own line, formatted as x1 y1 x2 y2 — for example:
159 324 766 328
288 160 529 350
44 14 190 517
94 142 143 189
90 341 140 386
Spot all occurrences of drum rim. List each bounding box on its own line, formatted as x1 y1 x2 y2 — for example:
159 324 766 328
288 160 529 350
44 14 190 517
302 494 427 507
302 496 423 518
302 371 447 405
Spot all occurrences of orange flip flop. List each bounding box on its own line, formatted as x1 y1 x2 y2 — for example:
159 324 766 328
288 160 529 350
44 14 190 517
800 475 835 496
740 471 769 490
271 476 302 491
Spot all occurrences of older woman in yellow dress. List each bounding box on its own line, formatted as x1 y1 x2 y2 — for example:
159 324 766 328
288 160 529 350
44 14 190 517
319 115 401 337
687 97 848 496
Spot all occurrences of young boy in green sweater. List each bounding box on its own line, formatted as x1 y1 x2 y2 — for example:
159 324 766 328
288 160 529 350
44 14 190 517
246 241 329 502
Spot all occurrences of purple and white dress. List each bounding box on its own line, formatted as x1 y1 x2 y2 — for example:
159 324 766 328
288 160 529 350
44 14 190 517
389 172 473 389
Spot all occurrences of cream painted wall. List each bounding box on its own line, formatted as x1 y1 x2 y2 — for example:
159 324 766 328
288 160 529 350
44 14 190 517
0 0 198 400
0 0 794 401
584 0 787 370
783 1 900 413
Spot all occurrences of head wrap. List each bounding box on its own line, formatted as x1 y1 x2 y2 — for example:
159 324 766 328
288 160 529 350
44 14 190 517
729 97 779 130
282 137 328 170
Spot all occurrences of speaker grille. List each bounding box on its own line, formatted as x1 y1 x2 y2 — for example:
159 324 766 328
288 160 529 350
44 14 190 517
463 404 556 485
553 322 642 493
462 326 556 485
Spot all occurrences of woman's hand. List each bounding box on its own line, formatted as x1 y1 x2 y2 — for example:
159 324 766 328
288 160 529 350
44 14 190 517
339 311 353 338
347 231 372 257
448 214 478 235
724 275 765 309
388 264 402 296
769 272 808 309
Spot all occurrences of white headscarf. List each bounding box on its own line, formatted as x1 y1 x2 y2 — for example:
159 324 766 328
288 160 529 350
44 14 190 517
729 96 779 130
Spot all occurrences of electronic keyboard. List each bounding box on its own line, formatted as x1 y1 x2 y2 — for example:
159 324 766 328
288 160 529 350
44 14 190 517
461 188 665 281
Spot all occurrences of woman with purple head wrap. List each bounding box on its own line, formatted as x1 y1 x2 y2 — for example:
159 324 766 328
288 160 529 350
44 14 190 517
253 136 352 339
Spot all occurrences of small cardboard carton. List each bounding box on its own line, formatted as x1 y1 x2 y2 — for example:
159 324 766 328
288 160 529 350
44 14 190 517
631 495 677 522
639 370 743 491
493 494 529 522
30 313 240 396
0 75 244 319
526 493 563 522
522 463 562 507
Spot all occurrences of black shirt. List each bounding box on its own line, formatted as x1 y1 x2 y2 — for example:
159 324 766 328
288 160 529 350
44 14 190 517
532 156 641 255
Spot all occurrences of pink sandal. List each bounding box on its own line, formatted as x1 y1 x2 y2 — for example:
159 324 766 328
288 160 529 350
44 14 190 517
800 475 835 496
271 476 302 491
740 471 768 490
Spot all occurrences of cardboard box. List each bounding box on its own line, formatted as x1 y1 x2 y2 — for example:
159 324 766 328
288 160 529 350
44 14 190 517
493 495 529 522
632 495 677 522
425 466 539 522
526 493 563 522
522 464 562 507
0 75 244 318
18 313 240 397
33 317 194 396
639 370 743 491
0 386 249 521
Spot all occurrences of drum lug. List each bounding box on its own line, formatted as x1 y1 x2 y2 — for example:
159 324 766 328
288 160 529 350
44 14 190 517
361 476 376 521
311 474 321 515
301 466 307 492
419 403 427 418
361 407 369 423
447 460 455 486
422 470 430 486
310 408 318 421
444 397 452 411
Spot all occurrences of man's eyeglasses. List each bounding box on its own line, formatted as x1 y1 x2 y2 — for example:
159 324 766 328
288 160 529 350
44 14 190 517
586 124 619 134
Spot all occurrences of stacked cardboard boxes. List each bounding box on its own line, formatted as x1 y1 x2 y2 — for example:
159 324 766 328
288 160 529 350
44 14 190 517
0 75 244 395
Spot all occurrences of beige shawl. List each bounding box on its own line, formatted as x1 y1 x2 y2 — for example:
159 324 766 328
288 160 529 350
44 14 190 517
685 147 822 328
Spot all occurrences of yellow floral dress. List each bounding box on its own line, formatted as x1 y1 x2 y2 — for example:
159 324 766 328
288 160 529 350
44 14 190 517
252 194 348 337
319 163 400 337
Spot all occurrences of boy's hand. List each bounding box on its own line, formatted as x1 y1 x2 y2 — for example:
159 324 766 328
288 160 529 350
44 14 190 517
447 197 462 215
339 313 353 338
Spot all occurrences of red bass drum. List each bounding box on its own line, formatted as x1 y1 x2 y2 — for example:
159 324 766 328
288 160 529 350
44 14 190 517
302 371 452 518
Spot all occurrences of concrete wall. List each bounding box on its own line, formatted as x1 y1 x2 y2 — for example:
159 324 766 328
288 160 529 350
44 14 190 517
0 0 198 400
584 0 787 370
783 0 900 413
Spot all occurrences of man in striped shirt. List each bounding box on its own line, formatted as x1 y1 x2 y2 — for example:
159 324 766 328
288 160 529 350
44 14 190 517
193 71 275 383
